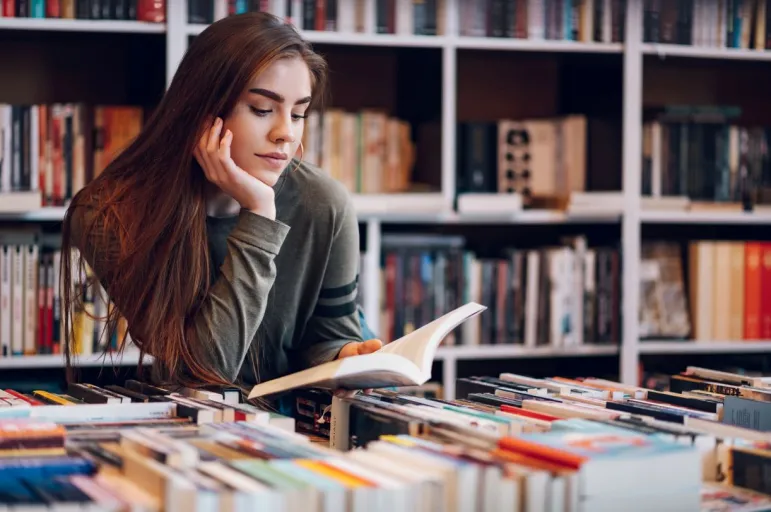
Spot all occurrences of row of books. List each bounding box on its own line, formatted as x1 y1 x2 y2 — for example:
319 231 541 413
641 105 771 211
0 0 166 21
643 0 771 49
456 115 588 210
189 0 447 36
377 234 620 347
6 226 771 357
2 365 771 509
329 365 771 509
0 379 296 427
190 0 628 43
640 239 771 343
460 0 626 43
688 240 771 342
0 231 131 357
0 103 144 208
301 108 416 195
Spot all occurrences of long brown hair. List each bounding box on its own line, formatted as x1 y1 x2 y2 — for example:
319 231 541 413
60 12 328 389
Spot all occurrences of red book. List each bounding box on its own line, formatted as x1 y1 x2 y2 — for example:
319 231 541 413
760 243 771 339
744 242 762 339
4 389 43 406
500 403 561 422
2 0 15 17
137 0 165 23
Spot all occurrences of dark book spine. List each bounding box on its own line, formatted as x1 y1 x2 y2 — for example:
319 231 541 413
90 0 102 18
22 106 30 191
731 449 771 495
303 0 316 30
16 0 30 17
413 0 425 35
11 106 21 191
723 395 771 431
104 385 149 402
647 390 721 413
605 401 686 424
64 110 73 202
505 0 517 38
766 0 771 49
325 0 337 30
424 0 437 35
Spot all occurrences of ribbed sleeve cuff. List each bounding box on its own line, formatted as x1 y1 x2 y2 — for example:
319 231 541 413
231 209 291 255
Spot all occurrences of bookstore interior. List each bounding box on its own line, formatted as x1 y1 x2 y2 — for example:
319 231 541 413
4 0 771 510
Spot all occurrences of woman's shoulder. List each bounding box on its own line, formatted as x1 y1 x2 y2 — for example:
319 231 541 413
284 159 355 219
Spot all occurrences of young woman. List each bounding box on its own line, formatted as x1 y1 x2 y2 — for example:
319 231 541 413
61 12 381 398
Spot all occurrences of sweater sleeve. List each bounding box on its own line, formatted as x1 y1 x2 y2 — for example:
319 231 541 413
70 205 290 382
191 209 290 380
298 195 365 369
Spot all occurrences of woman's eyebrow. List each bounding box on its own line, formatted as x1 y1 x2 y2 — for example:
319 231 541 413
249 88 312 105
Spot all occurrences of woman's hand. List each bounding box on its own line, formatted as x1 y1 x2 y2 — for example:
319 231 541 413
333 339 383 398
336 339 382 359
194 117 276 220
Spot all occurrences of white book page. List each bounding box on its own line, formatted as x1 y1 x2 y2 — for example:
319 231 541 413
247 352 424 399
378 302 487 378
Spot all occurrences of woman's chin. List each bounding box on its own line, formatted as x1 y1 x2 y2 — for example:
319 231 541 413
246 167 284 187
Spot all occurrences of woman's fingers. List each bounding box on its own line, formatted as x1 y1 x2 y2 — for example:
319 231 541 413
358 339 383 355
196 117 228 184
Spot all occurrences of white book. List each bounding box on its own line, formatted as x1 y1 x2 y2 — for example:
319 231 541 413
0 245 10 356
0 105 10 194
10 245 22 356
23 243 38 355
247 302 487 399
0 401 178 422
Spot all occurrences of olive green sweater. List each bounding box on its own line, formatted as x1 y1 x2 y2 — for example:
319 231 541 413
71 159 364 386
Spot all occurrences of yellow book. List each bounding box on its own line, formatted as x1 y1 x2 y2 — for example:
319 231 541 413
294 459 373 488
32 390 75 406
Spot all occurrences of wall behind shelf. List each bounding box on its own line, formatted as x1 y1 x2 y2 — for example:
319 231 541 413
643 56 771 125
0 30 166 107
294 43 444 192
456 50 560 122
456 50 624 195
0 363 146 394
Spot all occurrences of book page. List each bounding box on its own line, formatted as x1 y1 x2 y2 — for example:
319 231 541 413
247 353 424 399
379 302 486 378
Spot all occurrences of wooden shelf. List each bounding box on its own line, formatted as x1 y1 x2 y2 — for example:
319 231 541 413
639 341 771 354
455 37 623 53
0 207 68 222
0 351 151 369
0 204 623 225
0 18 166 33
642 43 771 61
436 344 619 360
640 210 771 224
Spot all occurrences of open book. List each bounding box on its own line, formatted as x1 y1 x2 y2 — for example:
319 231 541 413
247 302 487 399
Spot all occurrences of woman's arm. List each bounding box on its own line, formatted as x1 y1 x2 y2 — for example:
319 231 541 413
188 209 289 380
70 204 289 382
297 195 368 369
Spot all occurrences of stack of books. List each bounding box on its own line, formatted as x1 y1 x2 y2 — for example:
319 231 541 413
0 365 769 509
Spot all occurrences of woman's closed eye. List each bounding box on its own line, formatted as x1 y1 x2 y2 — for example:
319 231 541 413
249 105 307 121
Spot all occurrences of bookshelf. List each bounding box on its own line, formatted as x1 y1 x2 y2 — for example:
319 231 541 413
0 350 150 369
3 0 771 398
0 17 166 32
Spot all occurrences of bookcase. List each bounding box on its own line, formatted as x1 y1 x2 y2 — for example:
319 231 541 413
2 0 771 400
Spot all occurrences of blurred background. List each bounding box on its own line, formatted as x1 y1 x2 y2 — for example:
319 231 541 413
1 0 771 399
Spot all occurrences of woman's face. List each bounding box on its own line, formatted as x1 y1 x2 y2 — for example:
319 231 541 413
223 56 312 187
